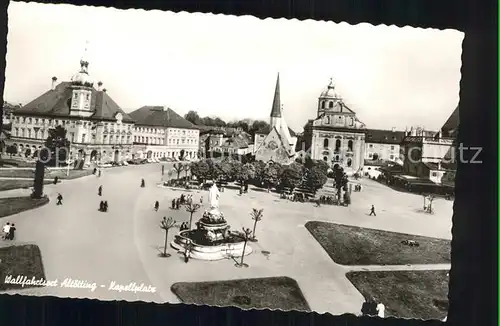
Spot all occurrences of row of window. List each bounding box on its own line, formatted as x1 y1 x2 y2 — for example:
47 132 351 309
133 136 198 145
14 117 133 131
323 139 354 151
134 127 198 136
367 144 396 151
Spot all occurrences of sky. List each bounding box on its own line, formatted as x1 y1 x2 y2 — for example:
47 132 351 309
4 1 464 132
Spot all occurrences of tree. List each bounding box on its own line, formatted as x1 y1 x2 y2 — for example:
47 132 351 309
424 194 436 214
250 208 264 242
31 160 45 199
261 163 281 191
159 216 176 257
333 164 348 202
6 145 17 157
0 129 10 159
235 163 256 185
235 227 252 268
43 126 70 166
249 120 270 135
184 110 201 125
190 160 211 183
183 163 190 180
185 202 201 229
173 163 184 180
279 162 303 190
304 165 328 192
214 160 233 181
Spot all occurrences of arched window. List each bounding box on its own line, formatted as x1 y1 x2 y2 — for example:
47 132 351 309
323 156 328 162
321 101 325 109
335 139 341 152
329 101 334 108
348 140 353 151
323 139 329 148
326 116 330 124
347 158 352 167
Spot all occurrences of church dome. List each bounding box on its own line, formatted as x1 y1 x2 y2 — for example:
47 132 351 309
71 59 94 87
319 78 340 99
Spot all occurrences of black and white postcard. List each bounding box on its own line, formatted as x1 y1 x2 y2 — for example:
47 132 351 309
0 1 463 320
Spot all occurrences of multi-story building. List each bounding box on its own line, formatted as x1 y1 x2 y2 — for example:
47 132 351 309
301 78 366 175
401 122 455 184
5 56 135 164
129 106 200 160
364 128 405 162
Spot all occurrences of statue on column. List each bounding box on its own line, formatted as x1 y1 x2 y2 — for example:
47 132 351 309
208 183 220 211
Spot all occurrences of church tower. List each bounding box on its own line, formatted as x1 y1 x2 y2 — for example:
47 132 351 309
269 73 282 131
69 42 94 117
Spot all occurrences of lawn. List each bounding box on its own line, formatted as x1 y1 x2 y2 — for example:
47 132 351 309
305 221 451 265
171 276 310 311
0 179 54 192
0 244 46 291
0 196 50 218
0 158 36 168
346 270 449 320
0 169 93 179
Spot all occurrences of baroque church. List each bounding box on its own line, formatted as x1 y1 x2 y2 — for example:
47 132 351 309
254 74 297 164
301 79 366 175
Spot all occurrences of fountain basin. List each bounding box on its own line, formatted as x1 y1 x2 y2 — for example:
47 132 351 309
171 230 253 261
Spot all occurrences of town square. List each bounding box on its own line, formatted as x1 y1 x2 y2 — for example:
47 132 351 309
0 1 462 321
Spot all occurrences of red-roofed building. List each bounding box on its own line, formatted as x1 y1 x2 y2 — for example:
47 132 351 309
5 56 135 164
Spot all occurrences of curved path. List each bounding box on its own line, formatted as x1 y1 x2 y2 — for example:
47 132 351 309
1 164 167 302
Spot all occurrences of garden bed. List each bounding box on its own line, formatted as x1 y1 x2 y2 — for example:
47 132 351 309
171 276 310 311
0 244 46 291
0 196 50 218
305 221 451 265
346 270 448 320
0 179 53 192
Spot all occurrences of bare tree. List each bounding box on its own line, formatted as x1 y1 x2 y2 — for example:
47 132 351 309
160 216 176 257
426 194 436 214
173 163 183 180
235 227 252 268
250 208 264 242
185 202 201 229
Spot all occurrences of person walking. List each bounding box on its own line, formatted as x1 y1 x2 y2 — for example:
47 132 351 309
56 193 63 205
369 205 376 216
7 223 16 241
98 185 102 196
99 201 104 212
103 201 108 212
154 201 160 212
200 196 203 204
141 178 145 188
2 222 11 240
171 198 176 209
98 169 102 177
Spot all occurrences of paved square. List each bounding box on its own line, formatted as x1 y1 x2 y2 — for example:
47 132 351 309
2 163 452 314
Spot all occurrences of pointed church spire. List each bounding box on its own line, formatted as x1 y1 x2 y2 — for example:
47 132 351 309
270 73 281 118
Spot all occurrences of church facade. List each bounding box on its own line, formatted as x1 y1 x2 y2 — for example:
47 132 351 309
301 79 366 175
254 74 297 165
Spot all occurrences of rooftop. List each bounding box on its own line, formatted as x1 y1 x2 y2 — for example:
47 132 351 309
128 106 198 129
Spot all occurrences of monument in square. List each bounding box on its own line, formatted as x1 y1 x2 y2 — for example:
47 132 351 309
171 183 253 260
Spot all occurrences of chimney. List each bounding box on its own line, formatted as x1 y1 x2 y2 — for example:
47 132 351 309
97 81 103 91
51 76 58 90
410 127 416 136
391 127 396 132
